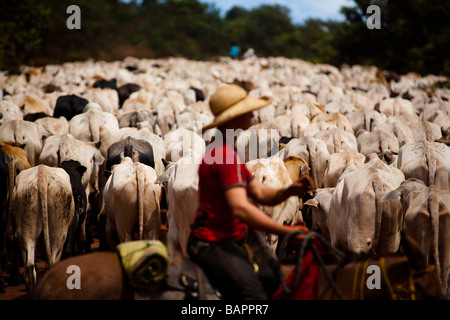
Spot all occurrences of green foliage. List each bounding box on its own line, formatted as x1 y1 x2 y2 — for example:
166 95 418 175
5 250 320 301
0 0 448 77
0 0 50 71
335 0 450 76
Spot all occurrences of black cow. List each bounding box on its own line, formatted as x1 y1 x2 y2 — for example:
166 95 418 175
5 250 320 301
117 83 141 107
53 94 89 120
190 86 205 102
60 160 87 259
104 136 155 179
93 78 117 91
23 112 49 122
279 136 296 145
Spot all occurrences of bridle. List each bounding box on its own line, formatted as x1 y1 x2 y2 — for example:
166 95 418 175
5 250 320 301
277 230 346 299
277 230 437 300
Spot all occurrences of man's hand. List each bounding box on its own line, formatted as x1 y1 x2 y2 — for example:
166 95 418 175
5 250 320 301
283 224 313 248
287 175 316 197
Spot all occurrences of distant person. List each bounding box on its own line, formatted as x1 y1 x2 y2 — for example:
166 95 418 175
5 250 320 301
229 44 240 59
243 48 257 59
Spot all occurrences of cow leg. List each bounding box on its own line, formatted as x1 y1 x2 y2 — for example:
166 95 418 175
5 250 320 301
105 217 119 251
62 214 78 260
50 220 72 265
78 213 87 254
415 213 432 264
439 214 450 299
21 239 37 292
97 209 109 251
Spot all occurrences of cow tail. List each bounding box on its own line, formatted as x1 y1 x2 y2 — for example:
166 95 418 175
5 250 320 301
307 140 320 188
38 165 53 266
371 177 383 255
364 112 372 131
426 143 436 186
333 129 342 153
429 190 441 285
137 165 145 240
89 117 100 144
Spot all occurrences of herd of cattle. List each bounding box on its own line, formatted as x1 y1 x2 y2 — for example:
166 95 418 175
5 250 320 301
0 55 449 299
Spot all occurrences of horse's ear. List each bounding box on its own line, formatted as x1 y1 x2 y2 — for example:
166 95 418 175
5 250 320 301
401 231 427 270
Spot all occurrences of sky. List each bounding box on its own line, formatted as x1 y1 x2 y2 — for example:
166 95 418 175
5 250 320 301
198 0 355 24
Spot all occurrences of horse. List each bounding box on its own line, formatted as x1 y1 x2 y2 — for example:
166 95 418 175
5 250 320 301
276 231 442 300
30 230 441 300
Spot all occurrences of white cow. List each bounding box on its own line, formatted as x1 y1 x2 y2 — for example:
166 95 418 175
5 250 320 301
12 165 75 291
408 120 442 143
377 97 417 118
69 102 121 203
175 110 214 133
164 127 205 163
372 117 416 147
313 127 358 155
343 109 386 134
356 129 400 164
103 157 162 249
324 150 366 188
383 178 450 298
165 150 202 258
69 102 121 159
39 134 105 194
397 141 450 190
328 155 405 256
0 100 23 125
0 119 50 166
273 113 310 138
281 136 331 189
154 96 180 136
82 87 119 115
35 116 70 136
246 157 301 251
236 126 280 163
310 112 354 135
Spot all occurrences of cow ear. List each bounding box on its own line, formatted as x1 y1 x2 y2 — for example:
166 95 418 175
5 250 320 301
93 141 102 150
95 152 105 165
161 158 173 169
77 165 87 175
304 198 318 208
300 165 310 176
156 173 169 188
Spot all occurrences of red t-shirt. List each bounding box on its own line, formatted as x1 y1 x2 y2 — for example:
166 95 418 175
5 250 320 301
190 140 254 242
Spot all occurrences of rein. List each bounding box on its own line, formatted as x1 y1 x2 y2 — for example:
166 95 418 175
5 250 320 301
277 230 346 299
351 256 436 300
380 257 435 300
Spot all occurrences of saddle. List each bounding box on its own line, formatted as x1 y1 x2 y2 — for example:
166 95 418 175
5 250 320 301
117 240 219 300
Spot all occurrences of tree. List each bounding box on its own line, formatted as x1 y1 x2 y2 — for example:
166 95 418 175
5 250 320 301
296 19 338 64
0 0 50 72
336 0 450 76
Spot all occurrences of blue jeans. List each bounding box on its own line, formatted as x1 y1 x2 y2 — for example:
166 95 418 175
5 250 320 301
187 233 280 300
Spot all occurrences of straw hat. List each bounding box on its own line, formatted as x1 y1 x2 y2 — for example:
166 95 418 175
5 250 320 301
202 84 271 132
